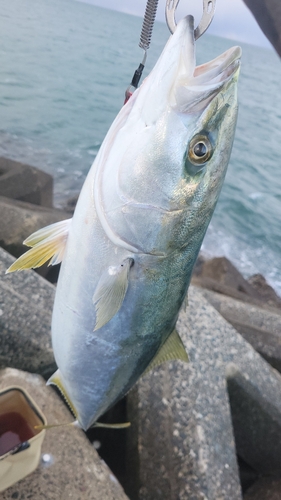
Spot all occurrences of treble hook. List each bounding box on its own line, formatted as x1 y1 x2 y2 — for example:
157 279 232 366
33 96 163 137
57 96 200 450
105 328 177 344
165 0 216 39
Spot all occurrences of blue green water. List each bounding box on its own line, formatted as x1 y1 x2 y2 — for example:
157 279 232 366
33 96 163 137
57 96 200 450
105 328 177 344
1 0 281 294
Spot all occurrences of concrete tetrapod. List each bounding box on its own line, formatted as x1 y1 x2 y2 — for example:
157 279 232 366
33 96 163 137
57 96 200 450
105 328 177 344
126 285 281 500
0 368 129 500
0 247 55 378
0 157 53 208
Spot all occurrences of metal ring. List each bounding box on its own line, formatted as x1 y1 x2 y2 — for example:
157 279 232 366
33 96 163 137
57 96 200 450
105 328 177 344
165 0 216 39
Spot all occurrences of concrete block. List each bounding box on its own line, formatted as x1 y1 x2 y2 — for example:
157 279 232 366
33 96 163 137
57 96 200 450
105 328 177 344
126 286 281 500
0 157 53 207
0 247 55 378
0 196 69 260
199 288 281 372
0 368 129 500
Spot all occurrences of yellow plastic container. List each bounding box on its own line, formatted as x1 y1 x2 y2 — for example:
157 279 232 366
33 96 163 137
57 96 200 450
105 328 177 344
0 386 46 492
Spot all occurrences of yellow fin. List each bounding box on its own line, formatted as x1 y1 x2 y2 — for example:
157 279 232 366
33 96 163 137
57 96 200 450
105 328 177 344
93 258 134 331
92 422 131 429
47 369 78 419
143 328 189 376
6 219 71 273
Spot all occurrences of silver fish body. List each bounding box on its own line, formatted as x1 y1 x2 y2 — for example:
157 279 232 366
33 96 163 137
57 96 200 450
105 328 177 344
8 16 241 430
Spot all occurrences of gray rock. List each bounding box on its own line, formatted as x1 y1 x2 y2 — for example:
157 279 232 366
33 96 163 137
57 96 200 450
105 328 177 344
0 157 53 207
199 288 281 372
0 247 55 378
193 256 256 296
192 256 281 309
0 195 69 260
126 286 281 500
0 368 129 500
248 273 281 307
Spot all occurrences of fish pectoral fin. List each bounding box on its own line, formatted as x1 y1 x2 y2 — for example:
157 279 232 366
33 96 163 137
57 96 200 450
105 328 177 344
6 218 72 273
143 328 189 376
47 369 78 419
93 257 134 331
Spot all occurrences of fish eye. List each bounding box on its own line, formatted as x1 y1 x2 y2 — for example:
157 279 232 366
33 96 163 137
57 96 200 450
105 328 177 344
188 134 213 165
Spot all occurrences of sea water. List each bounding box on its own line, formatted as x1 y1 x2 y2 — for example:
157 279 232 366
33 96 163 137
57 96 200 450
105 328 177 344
1 0 281 294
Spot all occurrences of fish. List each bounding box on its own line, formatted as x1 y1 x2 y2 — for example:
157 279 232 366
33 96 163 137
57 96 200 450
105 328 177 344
7 16 241 431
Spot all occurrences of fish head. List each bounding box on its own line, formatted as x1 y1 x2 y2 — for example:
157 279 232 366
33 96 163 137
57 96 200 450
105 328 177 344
95 16 241 256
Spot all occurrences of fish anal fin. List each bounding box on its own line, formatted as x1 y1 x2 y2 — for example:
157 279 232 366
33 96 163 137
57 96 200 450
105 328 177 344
93 257 134 331
6 218 71 273
143 328 188 376
47 369 78 419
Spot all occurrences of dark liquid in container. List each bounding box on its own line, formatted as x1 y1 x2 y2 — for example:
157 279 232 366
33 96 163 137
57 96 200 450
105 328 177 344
0 412 35 456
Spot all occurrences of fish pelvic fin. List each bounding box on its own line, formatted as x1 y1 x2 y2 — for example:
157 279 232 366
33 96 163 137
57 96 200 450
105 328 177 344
47 369 78 419
143 328 189 376
6 219 72 273
93 257 134 331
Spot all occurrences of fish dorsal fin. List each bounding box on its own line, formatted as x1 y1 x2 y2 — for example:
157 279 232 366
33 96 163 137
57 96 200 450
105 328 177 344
6 219 72 273
144 328 189 376
93 258 134 331
47 369 78 419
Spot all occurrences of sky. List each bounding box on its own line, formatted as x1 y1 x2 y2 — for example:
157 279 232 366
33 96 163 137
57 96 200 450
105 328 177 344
78 0 272 49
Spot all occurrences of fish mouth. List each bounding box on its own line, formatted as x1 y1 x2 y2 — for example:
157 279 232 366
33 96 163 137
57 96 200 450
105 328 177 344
193 46 241 88
172 17 241 113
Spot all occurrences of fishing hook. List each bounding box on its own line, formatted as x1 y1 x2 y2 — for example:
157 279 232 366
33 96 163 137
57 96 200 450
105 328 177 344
166 0 216 38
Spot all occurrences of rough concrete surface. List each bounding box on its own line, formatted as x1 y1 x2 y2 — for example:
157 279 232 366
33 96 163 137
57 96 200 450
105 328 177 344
0 368 129 500
199 288 281 372
0 247 55 378
0 157 53 207
126 285 281 500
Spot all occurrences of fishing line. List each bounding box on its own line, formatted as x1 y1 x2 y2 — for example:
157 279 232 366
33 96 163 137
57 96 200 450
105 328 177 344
124 0 159 104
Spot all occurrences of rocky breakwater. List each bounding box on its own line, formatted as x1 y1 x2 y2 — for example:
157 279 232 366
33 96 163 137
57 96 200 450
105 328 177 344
0 158 129 499
192 255 281 372
1 158 281 499
0 157 71 283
